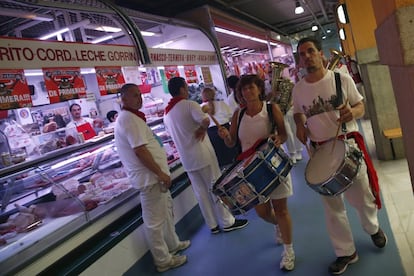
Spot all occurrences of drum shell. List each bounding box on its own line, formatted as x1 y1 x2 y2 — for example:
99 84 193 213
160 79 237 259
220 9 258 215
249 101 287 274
305 140 362 196
212 142 292 215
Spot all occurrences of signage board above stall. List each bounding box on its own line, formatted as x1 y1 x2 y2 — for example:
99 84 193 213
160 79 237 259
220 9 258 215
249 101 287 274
0 37 140 69
148 48 217 66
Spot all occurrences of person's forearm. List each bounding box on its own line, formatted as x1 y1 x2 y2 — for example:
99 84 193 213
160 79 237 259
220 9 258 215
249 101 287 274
134 146 164 177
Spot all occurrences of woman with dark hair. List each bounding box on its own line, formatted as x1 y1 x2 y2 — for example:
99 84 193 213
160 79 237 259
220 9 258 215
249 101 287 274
218 74 296 271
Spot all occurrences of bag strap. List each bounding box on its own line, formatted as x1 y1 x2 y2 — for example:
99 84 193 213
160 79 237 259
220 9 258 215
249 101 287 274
266 103 275 133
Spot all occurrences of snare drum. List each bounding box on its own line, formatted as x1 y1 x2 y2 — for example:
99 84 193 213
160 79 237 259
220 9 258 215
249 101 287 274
305 139 362 196
212 140 292 215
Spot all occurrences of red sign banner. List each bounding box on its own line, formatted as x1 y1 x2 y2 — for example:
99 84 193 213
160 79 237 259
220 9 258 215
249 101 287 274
95 66 126 95
42 67 87 104
0 69 32 110
184 65 198 84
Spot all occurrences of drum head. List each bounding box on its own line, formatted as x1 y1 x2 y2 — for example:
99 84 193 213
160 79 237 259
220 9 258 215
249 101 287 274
305 140 346 184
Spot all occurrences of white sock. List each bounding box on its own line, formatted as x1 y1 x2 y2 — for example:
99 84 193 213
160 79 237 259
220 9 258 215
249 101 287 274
284 243 294 253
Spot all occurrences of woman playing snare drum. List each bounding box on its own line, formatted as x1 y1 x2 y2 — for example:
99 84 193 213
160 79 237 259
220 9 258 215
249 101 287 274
218 74 295 271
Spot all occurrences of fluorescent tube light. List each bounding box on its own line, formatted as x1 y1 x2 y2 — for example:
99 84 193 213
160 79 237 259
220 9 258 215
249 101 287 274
39 19 90 40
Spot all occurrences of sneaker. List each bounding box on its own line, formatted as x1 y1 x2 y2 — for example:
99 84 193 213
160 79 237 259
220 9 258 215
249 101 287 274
211 226 221 234
223 219 249 232
371 228 387 248
275 225 283 245
280 249 295 271
170 240 191 255
328 251 358 275
156 255 187 273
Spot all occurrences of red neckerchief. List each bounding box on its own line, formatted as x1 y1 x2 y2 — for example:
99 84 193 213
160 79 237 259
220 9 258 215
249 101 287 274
122 107 146 122
164 96 186 114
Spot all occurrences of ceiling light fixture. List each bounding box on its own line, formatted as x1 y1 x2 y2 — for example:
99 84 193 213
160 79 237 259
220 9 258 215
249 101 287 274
92 25 122 33
152 35 187 48
90 32 125 44
295 1 304 15
0 8 54 21
215 27 279 46
339 28 346 40
38 19 90 40
337 4 350 24
311 25 319 31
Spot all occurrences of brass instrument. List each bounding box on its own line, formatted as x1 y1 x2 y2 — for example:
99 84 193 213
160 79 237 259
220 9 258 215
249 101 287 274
326 48 345 70
269 61 294 114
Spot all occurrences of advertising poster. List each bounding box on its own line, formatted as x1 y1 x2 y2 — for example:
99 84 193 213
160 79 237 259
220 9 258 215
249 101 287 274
184 65 198 84
201 67 213 85
0 69 32 110
42 67 87 104
95 66 126 96
164 65 180 81
138 70 152 94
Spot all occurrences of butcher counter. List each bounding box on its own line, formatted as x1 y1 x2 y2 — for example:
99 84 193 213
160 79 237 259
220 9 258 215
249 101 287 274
0 119 198 275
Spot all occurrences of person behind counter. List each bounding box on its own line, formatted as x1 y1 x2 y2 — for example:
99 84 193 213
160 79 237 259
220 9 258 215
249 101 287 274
163 77 248 235
66 103 94 128
106 110 118 128
115 83 190 273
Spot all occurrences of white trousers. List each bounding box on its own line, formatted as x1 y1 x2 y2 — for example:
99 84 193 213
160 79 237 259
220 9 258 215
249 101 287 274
139 184 181 266
187 164 236 229
284 108 302 155
320 148 379 257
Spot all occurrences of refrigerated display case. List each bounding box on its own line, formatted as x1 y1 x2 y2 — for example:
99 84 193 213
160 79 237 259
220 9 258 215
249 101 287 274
0 118 186 275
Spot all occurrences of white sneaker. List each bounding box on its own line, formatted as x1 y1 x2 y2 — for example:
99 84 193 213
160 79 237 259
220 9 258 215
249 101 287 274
280 250 295 271
170 240 191 255
275 225 283 245
156 255 187 272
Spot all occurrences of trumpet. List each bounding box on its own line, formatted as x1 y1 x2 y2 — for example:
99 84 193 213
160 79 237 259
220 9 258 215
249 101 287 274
326 48 345 70
269 61 294 114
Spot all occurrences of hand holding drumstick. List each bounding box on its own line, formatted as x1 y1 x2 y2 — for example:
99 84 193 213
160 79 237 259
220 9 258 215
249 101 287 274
332 99 349 153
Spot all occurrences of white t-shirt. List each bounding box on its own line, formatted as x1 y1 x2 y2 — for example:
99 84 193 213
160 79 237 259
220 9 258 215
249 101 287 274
226 92 239 113
201 100 233 127
292 70 363 142
115 110 169 190
164 99 218 172
238 102 272 152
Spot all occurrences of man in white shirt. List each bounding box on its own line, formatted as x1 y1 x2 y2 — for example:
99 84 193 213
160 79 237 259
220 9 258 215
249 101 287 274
163 77 248 234
115 83 189 272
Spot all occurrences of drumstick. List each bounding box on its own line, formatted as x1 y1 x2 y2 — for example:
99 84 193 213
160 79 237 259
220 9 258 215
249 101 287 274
305 142 312 159
209 114 221 128
331 99 349 153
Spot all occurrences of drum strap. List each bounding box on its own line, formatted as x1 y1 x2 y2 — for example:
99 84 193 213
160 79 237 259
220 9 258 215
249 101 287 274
334 72 347 133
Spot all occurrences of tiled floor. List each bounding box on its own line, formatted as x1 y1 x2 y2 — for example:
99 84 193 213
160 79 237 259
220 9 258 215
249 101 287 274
361 119 414 275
